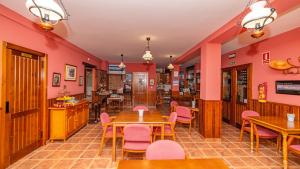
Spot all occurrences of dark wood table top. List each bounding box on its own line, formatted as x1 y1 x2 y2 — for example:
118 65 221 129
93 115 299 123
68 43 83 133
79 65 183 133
117 159 229 169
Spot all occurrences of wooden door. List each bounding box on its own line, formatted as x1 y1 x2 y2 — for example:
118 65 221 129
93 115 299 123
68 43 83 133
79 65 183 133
1 43 47 166
132 72 148 106
221 64 252 126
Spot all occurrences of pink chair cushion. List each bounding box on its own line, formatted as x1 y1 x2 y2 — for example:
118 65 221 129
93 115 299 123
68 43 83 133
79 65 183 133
124 124 151 142
146 140 185 160
123 142 151 151
154 125 172 134
133 105 149 111
169 112 177 123
170 101 178 107
289 145 300 152
242 110 260 124
100 112 111 123
244 126 278 138
176 106 191 119
177 116 191 123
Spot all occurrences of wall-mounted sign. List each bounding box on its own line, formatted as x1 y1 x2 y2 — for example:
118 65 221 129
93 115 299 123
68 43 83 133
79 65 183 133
228 53 236 59
262 52 270 64
229 61 236 66
276 80 300 95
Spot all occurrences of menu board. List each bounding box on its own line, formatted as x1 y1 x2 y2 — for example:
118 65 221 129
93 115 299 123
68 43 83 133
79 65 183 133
237 69 248 104
276 80 300 95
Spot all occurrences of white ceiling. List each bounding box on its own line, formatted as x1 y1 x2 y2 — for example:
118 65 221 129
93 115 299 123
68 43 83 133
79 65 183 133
222 6 300 54
0 0 248 66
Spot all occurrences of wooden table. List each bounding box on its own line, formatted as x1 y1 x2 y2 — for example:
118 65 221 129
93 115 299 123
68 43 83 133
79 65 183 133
112 111 168 161
117 159 229 169
249 116 300 169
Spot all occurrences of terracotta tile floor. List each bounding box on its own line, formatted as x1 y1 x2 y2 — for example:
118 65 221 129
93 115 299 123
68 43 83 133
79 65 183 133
8 122 300 169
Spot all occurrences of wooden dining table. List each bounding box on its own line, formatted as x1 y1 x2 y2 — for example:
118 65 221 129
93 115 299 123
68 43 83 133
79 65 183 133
112 111 169 161
248 116 300 169
117 159 229 169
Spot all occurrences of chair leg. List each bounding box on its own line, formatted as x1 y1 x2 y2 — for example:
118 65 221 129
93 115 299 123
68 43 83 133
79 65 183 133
99 136 106 155
256 134 260 152
239 121 245 141
277 136 281 151
189 122 192 134
172 133 176 141
122 149 125 160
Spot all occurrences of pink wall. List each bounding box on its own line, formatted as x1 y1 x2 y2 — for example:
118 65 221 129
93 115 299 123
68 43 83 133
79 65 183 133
109 62 157 91
222 28 300 106
0 5 107 99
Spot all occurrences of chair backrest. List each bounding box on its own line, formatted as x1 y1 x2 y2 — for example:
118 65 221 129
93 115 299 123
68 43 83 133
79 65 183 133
146 140 185 160
133 105 149 111
176 106 191 118
169 112 177 123
241 110 260 121
100 112 111 123
124 124 151 142
170 101 178 107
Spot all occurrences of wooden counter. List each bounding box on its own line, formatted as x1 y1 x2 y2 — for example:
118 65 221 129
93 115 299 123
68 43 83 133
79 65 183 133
49 100 89 141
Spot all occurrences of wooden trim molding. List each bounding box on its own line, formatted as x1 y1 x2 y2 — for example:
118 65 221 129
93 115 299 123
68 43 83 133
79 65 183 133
199 99 222 138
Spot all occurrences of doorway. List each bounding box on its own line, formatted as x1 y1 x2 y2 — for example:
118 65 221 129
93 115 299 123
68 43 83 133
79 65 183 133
221 64 252 126
132 72 148 106
1 42 47 167
85 68 93 100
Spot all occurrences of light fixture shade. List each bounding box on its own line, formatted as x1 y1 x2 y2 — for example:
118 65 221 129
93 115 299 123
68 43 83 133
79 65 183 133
142 50 153 61
26 0 65 22
118 62 126 69
241 1 277 29
167 63 174 70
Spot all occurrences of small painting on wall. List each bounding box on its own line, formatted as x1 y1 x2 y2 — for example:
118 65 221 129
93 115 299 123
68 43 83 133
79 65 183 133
79 76 84 86
150 79 155 86
52 72 61 87
65 64 77 81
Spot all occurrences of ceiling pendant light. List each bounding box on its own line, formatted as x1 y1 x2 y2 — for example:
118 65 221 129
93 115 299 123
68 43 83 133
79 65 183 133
26 0 70 31
167 55 174 70
241 0 277 38
142 37 153 63
118 54 126 69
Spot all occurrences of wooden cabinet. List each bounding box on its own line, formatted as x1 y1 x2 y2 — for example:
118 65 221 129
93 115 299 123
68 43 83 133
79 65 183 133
49 100 89 141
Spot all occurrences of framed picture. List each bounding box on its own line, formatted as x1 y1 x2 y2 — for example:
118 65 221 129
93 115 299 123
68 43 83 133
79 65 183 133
149 79 155 86
65 64 77 81
52 72 61 87
276 80 300 95
79 76 84 86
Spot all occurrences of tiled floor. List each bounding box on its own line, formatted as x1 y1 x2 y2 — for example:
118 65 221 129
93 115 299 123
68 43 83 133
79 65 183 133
8 120 300 169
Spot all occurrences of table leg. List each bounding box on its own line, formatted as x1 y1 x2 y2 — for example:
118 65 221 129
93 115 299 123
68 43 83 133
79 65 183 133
282 132 288 169
250 121 254 152
161 124 165 140
112 124 116 161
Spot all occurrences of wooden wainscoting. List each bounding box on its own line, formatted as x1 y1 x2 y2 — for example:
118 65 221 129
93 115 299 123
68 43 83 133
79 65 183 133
199 99 222 138
250 100 300 121
222 101 231 123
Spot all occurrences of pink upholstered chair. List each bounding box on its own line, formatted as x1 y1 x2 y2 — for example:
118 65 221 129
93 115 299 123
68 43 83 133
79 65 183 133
240 110 280 151
122 124 152 159
288 135 300 155
146 140 185 160
170 101 178 112
99 112 122 155
153 112 177 141
176 106 194 134
133 105 149 111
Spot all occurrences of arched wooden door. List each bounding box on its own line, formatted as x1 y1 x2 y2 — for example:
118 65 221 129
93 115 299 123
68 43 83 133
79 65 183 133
1 42 47 166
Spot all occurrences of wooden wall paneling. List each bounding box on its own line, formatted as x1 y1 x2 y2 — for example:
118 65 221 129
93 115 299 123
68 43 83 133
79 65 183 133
199 99 222 138
148 91 156 107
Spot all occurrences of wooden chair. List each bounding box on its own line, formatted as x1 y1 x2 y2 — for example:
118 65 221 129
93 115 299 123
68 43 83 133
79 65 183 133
170 101 178 113
288 135 300 155
99 112 122 155
175 106 195 134
122 124 152 159
153 112 177 141
239 110 280 152
145 140 185 160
